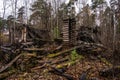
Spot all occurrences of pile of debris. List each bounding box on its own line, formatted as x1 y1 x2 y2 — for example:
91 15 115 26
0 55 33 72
0 26 120 80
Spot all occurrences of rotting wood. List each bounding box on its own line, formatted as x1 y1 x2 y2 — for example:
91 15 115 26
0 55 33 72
0 46 11 51
24 53 37 57
51 57 69 65
47 49 71 58
21 42 33 45
37 60 52 64
47 46 82 58
32 63 47 70
56 60 78 69
23 47 47 51
52 45 63 53
0 53 22 73
77 41 106 49
48 41 106 58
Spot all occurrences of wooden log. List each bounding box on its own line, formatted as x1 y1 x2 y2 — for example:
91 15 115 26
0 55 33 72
47 46 82 58
56 60 78 69
0 46 11 51
32 63 47 70
21 42 33 45
52 45 63 53
77 41 107 49
0 53 22 73
23 48 47 51
51 58 68 65
37 60 52 64
24 53 37 57
48 41 106 58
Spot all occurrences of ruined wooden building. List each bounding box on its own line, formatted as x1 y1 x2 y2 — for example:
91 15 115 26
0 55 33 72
7 17 100 47
8 22 50 44
7 18 77 45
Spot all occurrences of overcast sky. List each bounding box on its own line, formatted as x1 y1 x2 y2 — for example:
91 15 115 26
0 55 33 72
0 0 34 18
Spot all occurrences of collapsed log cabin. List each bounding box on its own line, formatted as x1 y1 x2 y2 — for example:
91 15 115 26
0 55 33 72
8 22 50 44
0 17 107 79
7 17 101 47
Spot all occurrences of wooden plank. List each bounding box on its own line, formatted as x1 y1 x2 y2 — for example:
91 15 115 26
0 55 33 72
23 48 47 51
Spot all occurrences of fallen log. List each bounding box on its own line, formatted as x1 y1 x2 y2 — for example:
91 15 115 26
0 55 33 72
0 46 11 51
24 53 37 57
32 63 47 70
47 46 83 58
48 42 106 58
37 60 52 64
0 53 22 73
23 47 47 51
77 41 106 50
33 58 68 70
21 42 34 48
52 45 63 53
51 57 69 65
21 42 33 45
56 60 78 69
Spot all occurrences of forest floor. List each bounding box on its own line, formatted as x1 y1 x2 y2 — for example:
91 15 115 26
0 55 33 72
4 48 120 80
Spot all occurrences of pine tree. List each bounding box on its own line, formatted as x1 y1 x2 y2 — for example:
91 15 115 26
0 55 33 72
30 0 51 29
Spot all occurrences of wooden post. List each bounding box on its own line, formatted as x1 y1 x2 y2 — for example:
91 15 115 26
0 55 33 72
20 25 27 42
23 27 27 42
10 27 14 44
20 29 24 42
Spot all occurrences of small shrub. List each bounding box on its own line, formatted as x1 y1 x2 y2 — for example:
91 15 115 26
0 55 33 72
71 49 79 61
70 49 84 61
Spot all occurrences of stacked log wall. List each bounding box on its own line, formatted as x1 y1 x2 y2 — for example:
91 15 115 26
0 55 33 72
63 18 76 46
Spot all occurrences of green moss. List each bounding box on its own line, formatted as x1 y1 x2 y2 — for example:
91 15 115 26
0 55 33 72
47 53 60 58
56 60 77 69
